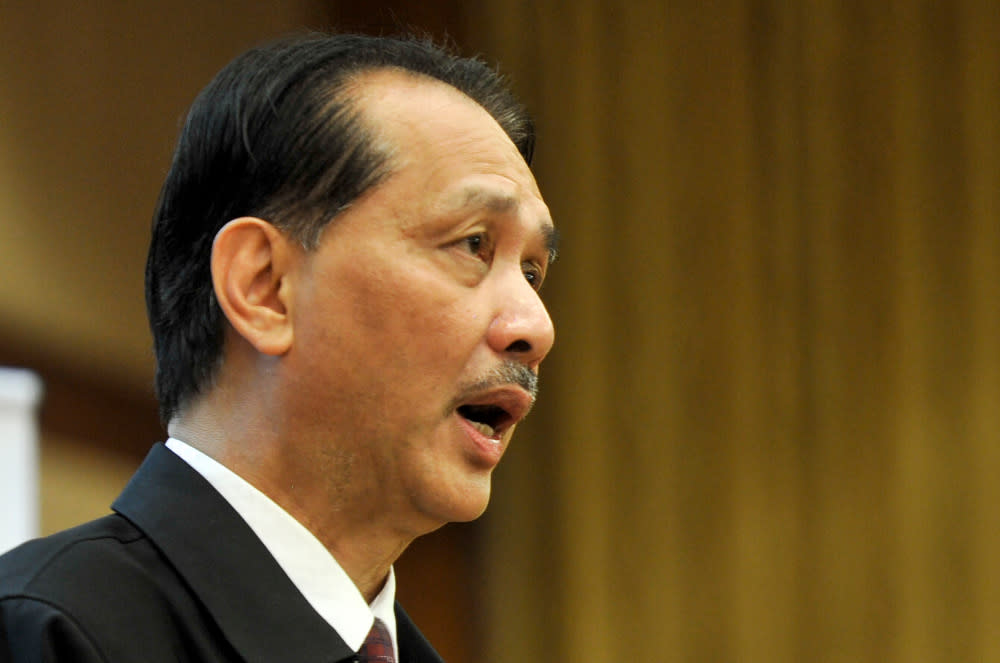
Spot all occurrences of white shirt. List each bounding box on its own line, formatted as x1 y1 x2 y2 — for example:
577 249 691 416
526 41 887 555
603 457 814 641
165 438 398 659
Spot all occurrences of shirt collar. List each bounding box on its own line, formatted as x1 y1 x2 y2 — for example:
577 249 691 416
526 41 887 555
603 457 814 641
165 437 397 657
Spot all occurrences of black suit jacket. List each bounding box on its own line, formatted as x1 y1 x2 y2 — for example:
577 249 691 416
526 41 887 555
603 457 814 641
0 444 444 663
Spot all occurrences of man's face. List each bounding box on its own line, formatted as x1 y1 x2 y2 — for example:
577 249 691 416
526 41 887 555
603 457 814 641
280 71 556 536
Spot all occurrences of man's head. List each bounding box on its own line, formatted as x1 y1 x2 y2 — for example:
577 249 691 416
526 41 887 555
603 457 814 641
146 33 536 422
146 34 556 534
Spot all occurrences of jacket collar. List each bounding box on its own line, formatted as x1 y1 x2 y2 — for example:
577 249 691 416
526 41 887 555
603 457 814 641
112 443 356 662
113 443 445 663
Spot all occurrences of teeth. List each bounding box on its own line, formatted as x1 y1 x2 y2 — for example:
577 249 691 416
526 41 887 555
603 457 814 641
468 420 498 439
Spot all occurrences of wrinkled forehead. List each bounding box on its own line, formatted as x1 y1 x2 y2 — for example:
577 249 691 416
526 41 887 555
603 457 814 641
342 69 550 235
350 68 534 175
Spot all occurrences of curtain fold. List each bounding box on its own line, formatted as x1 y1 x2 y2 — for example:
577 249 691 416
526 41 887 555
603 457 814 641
470 1 1000 661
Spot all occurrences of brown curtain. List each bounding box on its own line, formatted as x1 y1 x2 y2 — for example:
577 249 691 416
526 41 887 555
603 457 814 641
466 1 1000 661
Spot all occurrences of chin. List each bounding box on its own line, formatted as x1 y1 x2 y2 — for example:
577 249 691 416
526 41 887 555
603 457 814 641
449 498 491 523
418 477 493 526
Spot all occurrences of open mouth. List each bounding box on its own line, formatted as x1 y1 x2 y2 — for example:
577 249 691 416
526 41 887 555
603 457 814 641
454 383 535 442
457 404 512 439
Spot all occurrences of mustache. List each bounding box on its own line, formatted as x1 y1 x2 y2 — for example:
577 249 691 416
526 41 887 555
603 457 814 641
451 361 539 412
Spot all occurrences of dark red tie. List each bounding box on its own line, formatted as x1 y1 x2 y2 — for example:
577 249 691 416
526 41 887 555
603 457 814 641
358 618 395 663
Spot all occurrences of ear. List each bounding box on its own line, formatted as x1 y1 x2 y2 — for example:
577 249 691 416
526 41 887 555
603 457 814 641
211 217 299 356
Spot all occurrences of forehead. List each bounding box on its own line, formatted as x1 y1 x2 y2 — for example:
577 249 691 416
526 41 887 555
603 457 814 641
351 69 547 205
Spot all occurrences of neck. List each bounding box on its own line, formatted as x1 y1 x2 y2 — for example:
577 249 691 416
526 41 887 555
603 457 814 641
168 402 418 603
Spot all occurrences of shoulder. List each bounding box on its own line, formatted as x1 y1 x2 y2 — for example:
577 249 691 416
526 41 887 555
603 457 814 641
0 515 229 662
0 514 151 604
0 593 109 662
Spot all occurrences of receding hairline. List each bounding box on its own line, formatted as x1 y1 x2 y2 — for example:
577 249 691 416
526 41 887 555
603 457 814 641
325 66 500 191
341 65 509 135
344 64 486 103
335 65 539 200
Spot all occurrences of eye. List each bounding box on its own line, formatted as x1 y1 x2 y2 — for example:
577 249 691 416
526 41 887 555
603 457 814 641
457 232 492 261
463 234 484 254
523 262 544 291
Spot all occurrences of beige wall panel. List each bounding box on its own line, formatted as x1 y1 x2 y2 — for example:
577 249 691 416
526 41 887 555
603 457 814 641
39 434 138 534
0 0 324 391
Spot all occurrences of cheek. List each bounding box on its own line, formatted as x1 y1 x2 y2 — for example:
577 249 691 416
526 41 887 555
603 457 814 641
296 245 491 393
362 258 475 332
328 264 478 373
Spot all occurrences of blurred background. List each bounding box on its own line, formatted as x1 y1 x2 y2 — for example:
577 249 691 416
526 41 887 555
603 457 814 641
2 1 999 661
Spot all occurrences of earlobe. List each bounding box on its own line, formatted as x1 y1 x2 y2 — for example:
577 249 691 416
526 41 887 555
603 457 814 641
211 217 297 356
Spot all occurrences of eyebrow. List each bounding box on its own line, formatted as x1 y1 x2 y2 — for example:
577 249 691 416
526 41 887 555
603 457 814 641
455 187 518 213
452 187 560 265
542 223 560 265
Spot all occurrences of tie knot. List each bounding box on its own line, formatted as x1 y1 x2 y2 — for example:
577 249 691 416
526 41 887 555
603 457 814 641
358 618 395 663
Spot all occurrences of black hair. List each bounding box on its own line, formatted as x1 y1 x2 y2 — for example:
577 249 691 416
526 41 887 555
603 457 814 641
145 32 535 422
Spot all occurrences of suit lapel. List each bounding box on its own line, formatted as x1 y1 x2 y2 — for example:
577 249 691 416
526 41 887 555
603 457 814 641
112 444 355 663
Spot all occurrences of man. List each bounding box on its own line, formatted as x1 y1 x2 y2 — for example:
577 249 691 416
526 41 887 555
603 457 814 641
0 32 556 662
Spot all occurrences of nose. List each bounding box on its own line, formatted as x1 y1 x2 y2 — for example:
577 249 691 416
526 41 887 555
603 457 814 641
486 272 555 370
